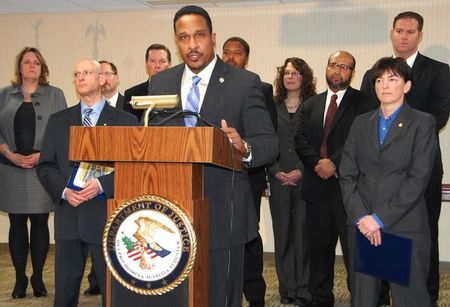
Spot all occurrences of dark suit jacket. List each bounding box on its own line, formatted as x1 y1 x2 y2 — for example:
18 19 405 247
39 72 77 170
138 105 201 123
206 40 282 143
295 87 377 202
115 93 126 110
248 81 277 192
360 52 450 177
148 57 278 249
339 104 437 233
37 103 138 244
268 99 303 176
123 80 150 120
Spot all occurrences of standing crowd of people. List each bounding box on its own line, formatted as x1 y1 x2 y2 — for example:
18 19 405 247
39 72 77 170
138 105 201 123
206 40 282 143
0 6 448 307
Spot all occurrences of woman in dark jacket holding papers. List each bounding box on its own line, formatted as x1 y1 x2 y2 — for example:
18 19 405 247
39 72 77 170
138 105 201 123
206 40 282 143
0 47 67 298
339 57 437 307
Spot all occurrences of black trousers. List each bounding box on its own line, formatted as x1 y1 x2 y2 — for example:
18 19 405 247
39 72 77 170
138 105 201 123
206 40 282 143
8 213 49 282
306 181 349 305
243 187 266 306
54 240 106 307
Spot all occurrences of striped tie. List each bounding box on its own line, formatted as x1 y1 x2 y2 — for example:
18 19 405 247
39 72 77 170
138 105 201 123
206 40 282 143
83 108 93 127
185 76 201 127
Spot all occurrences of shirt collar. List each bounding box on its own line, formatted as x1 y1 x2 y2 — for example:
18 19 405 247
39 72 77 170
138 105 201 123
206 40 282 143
106 91 119 107
378 103 403 120
393 50 418 68
81 97 106 115
182 54 217 86
326 88 347 105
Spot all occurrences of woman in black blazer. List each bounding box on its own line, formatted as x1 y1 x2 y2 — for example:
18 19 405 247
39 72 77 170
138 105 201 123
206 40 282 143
268 57 317 305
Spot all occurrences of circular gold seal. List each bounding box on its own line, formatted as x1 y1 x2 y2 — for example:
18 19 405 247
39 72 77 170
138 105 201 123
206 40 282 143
103 195 197 295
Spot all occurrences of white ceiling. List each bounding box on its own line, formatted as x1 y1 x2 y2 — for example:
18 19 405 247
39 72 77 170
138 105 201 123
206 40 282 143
0 0 312 14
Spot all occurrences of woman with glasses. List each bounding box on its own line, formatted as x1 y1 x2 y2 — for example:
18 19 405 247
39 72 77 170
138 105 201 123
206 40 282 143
0 47 67 298
268 57 316 305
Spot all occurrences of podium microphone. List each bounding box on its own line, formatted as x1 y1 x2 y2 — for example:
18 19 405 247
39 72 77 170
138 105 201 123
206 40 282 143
152 110 216 128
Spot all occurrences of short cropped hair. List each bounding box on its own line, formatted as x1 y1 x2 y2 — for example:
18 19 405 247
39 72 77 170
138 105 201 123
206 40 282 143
371 57 413 86
173 5 213 34
393 11 424 31
145 44 172 63
222 37 250 57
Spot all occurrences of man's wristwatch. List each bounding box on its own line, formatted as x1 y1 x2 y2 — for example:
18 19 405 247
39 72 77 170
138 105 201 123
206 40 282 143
242 140 252 158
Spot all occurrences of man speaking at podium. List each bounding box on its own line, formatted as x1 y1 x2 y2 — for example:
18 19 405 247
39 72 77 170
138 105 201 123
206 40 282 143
148 5 278 307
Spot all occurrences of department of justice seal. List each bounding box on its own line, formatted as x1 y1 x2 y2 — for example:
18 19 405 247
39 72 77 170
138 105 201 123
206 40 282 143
103 195 197 295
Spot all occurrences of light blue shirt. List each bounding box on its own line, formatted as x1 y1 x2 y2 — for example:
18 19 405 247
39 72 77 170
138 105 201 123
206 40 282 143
81 98 106 126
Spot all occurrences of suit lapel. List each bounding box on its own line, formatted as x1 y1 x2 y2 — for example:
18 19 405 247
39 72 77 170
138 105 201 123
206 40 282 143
69 103 83 126
96 103 115 126
380 104 411 151
200 57 228 117
365 109 380 151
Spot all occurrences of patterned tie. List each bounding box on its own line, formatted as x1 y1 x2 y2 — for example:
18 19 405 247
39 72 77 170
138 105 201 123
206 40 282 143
320 94 338 158
83 108 93 127
185 76 201 127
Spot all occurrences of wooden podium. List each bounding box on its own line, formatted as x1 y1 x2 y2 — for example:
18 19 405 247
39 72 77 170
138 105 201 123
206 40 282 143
69 126 242 307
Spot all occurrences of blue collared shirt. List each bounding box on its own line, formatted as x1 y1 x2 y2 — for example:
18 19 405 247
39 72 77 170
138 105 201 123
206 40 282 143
378 105 403 146
81 98 106 126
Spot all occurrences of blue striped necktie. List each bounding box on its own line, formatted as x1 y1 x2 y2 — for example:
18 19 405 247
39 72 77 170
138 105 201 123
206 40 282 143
185 76 201 127
83 108 93 127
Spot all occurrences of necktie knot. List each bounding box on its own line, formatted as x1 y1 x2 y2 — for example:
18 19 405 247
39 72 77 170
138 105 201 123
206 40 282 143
192 75 201 86
83 108 93 127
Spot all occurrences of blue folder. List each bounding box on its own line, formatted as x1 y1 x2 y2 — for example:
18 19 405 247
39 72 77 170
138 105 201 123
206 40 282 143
355 230 412 287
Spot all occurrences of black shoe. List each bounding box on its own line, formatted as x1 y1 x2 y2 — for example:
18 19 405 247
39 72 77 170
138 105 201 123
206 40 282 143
12 276 28 299
31 275 47 297
280 297 295 305
84 285 101 296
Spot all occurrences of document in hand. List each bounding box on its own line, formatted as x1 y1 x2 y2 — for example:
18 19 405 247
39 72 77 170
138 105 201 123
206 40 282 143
355 230 412 286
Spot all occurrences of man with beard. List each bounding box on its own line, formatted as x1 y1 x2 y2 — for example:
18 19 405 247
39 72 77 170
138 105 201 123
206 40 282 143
294 51 377 307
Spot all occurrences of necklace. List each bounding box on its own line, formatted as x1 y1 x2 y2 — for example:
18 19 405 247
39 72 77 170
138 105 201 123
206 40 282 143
285 100 301 111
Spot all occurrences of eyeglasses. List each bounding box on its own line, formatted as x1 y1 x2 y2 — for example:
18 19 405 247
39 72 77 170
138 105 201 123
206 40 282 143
284 71 302 77
103 71 117 77
327 62 353 71
72 70 98 78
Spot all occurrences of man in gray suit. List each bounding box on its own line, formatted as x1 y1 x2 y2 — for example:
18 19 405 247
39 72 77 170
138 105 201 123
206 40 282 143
341 57 437 307
148 6 278 307
360 12 450 306
37 58 138 307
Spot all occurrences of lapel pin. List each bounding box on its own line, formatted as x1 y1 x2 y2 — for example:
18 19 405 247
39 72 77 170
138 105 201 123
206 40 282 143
219 77 225 83
398 123 403 127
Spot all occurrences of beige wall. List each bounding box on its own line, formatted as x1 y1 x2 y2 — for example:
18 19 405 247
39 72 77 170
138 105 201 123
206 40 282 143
0 0 449 259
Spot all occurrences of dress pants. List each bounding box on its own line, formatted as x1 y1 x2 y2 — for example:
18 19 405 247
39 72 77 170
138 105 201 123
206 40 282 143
243 186 266 306
269 179 309 301
209 245 245 307
54 239 106 307
425 176 442 303
348 227 431 307
306 179 349 305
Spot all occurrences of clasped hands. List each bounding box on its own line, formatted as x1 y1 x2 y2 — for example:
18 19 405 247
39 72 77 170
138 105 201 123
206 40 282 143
314 158 336 180
358 215 382 246
65 178 101 207
8 152 40 169
275 169 302 186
